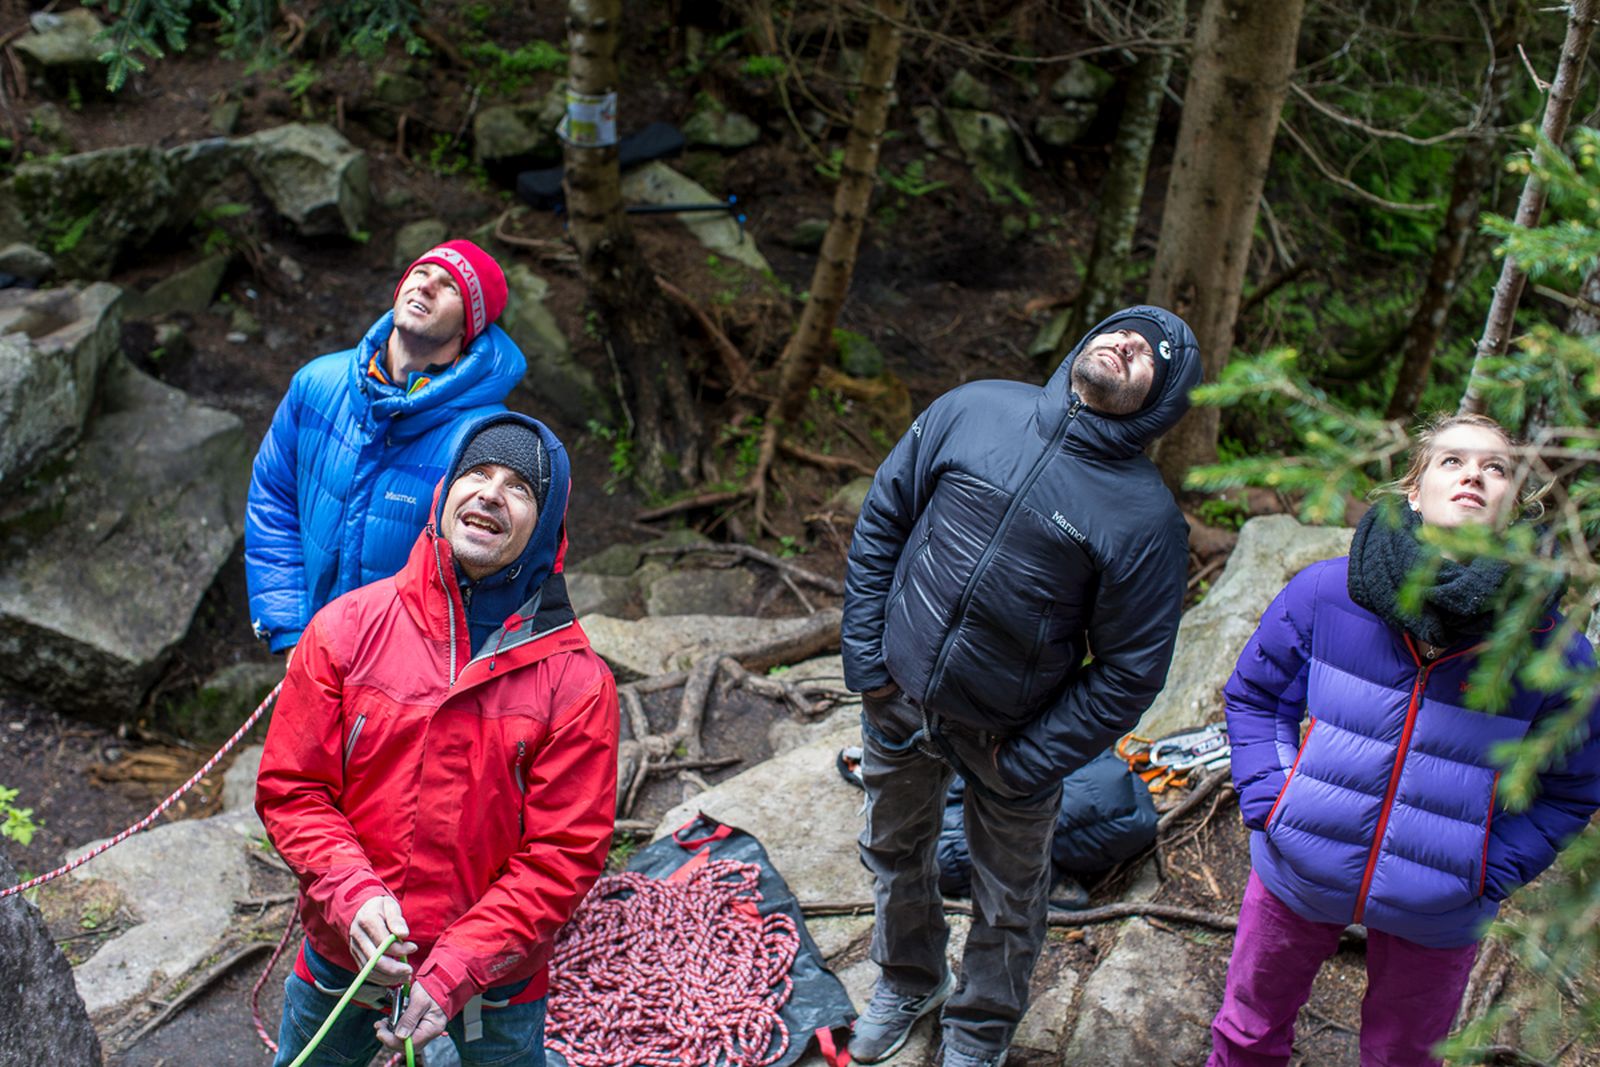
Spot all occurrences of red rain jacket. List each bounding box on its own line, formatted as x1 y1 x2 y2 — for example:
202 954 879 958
256 525 619 1017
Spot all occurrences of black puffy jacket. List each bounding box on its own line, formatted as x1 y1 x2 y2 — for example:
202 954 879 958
842 306 1198 793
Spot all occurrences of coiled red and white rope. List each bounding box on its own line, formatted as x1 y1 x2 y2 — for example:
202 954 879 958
547 857 800 1067
0 681 283 900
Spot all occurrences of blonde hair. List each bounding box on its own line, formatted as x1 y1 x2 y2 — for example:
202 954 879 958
1375 412 1546 519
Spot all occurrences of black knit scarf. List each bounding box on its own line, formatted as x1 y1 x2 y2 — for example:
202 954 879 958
1347 501 1512 649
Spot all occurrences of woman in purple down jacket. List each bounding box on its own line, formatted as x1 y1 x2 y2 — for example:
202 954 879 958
1207 413 1600 1067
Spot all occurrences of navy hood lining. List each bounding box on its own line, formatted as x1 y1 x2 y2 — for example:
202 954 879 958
434 412 571 609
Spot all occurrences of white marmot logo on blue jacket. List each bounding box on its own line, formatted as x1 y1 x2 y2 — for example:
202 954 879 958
1051 511 1087 543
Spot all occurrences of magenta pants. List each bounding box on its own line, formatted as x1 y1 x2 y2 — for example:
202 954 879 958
1208 872 1478 1067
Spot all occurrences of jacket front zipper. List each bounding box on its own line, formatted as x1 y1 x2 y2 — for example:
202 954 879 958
1351 636 1478 923
926 398 1083 698
432 537 460 685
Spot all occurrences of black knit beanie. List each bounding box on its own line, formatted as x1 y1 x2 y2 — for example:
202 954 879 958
452 420 552 509
1114 314 1172 409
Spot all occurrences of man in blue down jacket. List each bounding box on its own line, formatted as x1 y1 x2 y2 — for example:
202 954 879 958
245 240 526 654
841 305 1200 1067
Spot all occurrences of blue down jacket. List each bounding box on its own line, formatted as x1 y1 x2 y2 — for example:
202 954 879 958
937 749 1157 895
244 312 526 652
1227 557 1600 948
841 306 1200 793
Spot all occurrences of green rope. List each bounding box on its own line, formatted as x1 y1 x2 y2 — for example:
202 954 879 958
287 932 416 1067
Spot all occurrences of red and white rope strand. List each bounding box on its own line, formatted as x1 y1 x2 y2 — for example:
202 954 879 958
0 681 283 900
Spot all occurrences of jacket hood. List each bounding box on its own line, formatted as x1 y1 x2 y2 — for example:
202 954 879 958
431 412 571 616
1039 305 1201 459
348 313 529 441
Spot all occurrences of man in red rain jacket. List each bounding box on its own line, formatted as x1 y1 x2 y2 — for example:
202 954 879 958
257 413 618 1066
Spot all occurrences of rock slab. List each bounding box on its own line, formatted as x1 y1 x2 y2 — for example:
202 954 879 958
1135 514 1352 740
0 848 104 1066
0 357 249 717
0 282 122 492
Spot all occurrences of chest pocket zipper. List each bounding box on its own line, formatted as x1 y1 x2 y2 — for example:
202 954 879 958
343 714 367 770
514 740 527 837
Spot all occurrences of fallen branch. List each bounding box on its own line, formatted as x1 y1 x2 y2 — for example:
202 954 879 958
635 489 749 523
779 439 879 478
639 542 845 596
656 275 754 393
114 942 274 1049
234 892 298 912
800 898 1240 930
1156 768 1232 833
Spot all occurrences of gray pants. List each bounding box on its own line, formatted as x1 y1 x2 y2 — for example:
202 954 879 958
858 690 1061 1056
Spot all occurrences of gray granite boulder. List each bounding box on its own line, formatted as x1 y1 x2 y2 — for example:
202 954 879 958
122 252 231 319
584 613 835 679
12 9 105 84
0 848 103 1065
945 110 1024 200
944 68 993 110
473 88 565 169
642 567 759 617
621 163 771 272
1050 60 1115 103
0 282 122 492
1135 515 1352 740
68 806 260 1016
683 103 761 149
1063 900 1212 1065
392 218 449 269
1 145 185 278
0 357 249 717
0 242 56 281
501 264 607 427
236 123 370 238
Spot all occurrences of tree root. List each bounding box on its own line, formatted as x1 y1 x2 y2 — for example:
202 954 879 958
638 542 845 597
613 612 846 818
656 275 754 394
778 439 878 478
109 942 274 1051
800 898 1240 931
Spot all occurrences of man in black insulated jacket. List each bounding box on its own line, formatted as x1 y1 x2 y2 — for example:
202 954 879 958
841 306 1199 1067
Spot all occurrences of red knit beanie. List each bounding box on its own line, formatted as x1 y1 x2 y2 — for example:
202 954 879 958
394 239 508 346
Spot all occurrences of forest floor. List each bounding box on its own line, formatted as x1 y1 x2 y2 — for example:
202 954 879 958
0 3 1449 1065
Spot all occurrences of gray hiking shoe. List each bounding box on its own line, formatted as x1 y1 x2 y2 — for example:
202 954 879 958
848 971 955 1064
941 1045 1008 1067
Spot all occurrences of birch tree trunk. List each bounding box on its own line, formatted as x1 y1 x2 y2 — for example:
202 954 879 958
564 0 700 489
1459 0 1598 416
1385 2 1524 421
1053 0 1186 372
750 0 909 531
1147 0 1307 491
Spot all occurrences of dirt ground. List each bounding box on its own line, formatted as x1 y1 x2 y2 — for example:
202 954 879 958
6 4 1581 1065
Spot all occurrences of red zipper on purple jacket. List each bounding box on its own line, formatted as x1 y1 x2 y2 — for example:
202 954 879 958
1352 635 1479 924
1265 717 1316 830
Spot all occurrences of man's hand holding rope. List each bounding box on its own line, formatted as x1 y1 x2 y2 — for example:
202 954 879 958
377 982 448 1052
350 896 417 984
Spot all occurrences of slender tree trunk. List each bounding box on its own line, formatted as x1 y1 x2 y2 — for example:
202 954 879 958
1053 0 1187 373
1147 0 1307 491
1385 3 1524 421
1460 0 1598 416
564 0 700 488
751 0 908 531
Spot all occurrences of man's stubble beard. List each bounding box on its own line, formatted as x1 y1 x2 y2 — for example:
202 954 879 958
1070 360 1145 416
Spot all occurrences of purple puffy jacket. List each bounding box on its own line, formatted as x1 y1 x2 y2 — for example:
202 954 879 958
1226 557 1600 948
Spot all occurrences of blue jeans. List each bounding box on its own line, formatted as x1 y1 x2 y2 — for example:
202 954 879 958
273 943 547 1067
